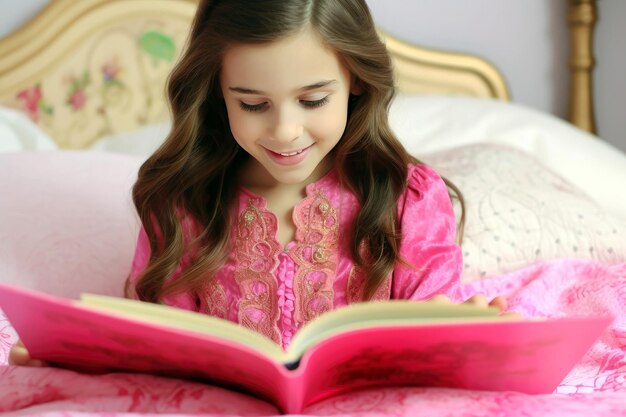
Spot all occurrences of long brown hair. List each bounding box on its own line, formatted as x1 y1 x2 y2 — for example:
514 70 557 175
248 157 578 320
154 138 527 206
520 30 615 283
131 0 465 303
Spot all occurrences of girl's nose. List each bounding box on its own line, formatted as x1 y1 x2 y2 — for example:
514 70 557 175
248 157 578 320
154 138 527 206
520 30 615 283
269 108 303 143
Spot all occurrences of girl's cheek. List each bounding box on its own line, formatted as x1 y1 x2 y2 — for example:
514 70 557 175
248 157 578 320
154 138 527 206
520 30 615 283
229 113 260 141
312 103 348 137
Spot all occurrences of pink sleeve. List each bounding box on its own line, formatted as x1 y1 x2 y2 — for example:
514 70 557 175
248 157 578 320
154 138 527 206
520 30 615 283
392 164 463 302
126 226 151 300
126 220 198 310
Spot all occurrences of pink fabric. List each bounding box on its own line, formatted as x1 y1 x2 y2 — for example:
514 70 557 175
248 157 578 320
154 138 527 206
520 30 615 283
128 164 463 350
1 259 625 416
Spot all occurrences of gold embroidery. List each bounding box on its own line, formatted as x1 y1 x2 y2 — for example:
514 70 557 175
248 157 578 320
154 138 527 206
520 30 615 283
290 190 339 325
203 279 228 319
234 202 282 344
347 265 392 303
243 209 256 223
313 246 327 262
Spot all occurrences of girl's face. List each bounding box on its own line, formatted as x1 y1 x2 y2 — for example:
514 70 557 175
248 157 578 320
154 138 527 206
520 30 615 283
220 27 353 189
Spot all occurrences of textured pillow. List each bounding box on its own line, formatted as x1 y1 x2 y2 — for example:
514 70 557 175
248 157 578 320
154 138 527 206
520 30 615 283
0 151 142 298
423 144 626 282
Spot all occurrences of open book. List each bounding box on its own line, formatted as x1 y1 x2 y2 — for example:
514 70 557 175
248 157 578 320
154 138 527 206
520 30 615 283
0 283 611 414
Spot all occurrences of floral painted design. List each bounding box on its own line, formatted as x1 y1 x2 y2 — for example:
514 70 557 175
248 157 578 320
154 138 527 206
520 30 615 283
101 57 123 85
10 26 180 146
15 84 53 123
65 70 90 110
139 30 175 62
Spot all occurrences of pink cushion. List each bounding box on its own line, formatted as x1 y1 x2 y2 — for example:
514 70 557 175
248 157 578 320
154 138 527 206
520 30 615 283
0 151 142 298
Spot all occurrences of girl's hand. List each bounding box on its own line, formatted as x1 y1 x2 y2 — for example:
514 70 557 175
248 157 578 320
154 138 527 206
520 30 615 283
464 294 508 311
8 340 47 367
429 294 519 317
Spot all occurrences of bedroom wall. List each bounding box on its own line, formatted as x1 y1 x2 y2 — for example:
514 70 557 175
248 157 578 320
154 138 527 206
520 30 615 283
367 0 626 153
1 0 624 153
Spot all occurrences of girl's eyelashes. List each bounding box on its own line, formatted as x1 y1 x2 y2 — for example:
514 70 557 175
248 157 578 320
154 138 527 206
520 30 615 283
300 96 329 108
239 101 268 112
238 96 330 112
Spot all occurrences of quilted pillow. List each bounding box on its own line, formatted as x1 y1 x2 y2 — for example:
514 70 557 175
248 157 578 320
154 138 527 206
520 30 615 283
423 143 626 282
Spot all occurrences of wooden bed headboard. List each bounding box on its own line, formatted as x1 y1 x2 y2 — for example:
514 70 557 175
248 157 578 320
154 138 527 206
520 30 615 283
0 0 595 149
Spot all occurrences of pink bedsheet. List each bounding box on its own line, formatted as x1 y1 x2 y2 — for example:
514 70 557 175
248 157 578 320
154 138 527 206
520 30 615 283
1 258 625 417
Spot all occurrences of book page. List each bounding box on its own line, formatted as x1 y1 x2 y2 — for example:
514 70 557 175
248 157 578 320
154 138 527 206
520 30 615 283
287 301 504 362
80 293 285 361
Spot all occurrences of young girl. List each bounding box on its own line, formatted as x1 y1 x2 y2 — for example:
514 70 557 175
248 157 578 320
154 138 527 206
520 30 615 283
10 0 505 365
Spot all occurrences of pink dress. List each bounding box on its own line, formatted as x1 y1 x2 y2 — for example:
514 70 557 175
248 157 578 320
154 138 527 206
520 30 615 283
128 164 462 350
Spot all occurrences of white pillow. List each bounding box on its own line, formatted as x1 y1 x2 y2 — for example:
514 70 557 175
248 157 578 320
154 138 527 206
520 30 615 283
0 107 57 152
423 143 626 282
390 95 626 219
88 121 171 157
0 151 142 298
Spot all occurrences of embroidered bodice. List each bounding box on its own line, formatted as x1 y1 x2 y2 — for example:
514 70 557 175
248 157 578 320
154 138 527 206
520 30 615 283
128 164 462 350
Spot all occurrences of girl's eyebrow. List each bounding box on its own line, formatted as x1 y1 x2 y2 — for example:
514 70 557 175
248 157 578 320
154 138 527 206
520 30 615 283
228 80 337 95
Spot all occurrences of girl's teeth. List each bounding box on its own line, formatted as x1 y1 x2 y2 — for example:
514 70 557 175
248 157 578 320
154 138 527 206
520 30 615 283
278 149 303 157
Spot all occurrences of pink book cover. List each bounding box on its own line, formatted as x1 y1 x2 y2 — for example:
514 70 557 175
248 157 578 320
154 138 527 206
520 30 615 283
0 283 612 414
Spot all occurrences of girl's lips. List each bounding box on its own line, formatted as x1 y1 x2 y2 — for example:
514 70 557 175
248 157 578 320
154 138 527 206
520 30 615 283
266 144 313 166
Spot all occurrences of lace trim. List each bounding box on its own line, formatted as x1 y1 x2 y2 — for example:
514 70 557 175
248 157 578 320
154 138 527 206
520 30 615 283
202 280 229 319
290 190 339 326
347 266 392 303
234 202 282 344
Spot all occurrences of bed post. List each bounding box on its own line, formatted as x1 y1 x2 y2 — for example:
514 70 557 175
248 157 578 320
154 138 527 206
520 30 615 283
567 0 598 135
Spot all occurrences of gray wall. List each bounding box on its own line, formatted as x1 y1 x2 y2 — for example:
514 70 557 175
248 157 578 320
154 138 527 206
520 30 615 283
1 0 624 152
367 0 625 153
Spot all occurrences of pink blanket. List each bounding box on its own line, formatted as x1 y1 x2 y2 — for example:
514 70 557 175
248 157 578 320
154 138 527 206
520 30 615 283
1 258 625 417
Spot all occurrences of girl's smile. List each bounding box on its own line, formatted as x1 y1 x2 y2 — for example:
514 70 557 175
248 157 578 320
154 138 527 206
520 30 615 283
265 144 313 166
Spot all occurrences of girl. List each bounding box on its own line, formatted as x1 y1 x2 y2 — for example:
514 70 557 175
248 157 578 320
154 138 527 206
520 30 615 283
10 0 504 365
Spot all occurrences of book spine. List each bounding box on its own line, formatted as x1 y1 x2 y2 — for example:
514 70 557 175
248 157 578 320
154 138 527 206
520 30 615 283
278 367 305 414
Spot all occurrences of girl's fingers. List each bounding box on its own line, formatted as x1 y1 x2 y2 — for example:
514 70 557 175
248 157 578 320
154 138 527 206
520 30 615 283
8 340 47 367
464 294 512 313
488 295 508 311
8 343 30 366
428 295 452 304
429 294 518 316
465 294 489 307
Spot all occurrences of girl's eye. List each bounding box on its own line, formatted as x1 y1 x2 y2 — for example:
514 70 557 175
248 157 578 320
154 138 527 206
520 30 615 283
239 102 268 112
300 96 329 109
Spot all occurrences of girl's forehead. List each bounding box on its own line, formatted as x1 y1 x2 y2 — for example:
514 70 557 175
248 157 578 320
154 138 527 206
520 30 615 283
220 27 350 93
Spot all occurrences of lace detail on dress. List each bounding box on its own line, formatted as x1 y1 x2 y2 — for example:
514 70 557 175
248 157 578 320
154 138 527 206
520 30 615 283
234 201 282 344
290 190 339 326
201 279 229 320
347 266 392 303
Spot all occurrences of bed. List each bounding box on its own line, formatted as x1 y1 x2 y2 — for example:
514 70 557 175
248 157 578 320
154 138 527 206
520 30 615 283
1 0 625 416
